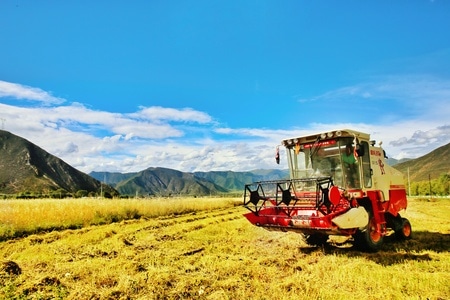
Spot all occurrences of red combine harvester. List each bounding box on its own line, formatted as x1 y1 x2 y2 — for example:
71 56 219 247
243 129 412 252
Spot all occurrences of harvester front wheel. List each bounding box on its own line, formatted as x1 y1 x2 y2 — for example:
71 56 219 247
395 218 412 240
354 212 384 252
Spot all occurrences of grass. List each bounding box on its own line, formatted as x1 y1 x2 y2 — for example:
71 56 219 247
0 197 449 299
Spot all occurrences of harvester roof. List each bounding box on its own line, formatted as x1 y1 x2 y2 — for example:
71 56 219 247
281 129 370 147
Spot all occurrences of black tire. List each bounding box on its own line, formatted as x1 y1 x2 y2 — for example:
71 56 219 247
354 211 384 252
304 234 329 246
395 218 412 240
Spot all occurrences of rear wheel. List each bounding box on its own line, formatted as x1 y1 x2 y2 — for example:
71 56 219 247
354 211 384 252
395 218 412 240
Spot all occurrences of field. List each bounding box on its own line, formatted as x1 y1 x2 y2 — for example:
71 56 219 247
0 197 449 300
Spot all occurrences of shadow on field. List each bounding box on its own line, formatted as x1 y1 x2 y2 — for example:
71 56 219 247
299 231 450 266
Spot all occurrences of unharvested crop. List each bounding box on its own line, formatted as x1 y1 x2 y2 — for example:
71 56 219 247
0 197 449 299
0 197 240 240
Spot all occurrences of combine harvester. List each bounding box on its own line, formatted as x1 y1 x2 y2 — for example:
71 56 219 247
243 129 411 252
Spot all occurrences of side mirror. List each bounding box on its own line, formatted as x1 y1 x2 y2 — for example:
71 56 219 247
275 146 280 164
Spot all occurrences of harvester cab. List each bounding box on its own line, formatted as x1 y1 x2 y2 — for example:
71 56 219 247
243 129 411 252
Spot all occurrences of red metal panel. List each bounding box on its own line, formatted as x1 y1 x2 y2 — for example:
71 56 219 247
388 189 408 216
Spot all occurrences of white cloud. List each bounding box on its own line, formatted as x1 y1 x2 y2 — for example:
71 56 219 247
385 125 450 159
302 121 450 160
214 127 305 142
132 106 213 123
0 80 65 105
0 102 189 140
292 73 450 159
0 79 449 173
2 98 448 173
297 74 450 120
0 98 223 172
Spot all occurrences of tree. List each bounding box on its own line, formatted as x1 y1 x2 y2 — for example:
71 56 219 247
75 190 88 198
409 173 450 196
51 188 68 199
437 174 450 196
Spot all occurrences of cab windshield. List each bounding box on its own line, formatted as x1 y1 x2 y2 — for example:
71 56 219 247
286 138 360 189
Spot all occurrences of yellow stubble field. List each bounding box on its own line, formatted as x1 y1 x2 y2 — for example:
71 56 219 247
0 197 449 299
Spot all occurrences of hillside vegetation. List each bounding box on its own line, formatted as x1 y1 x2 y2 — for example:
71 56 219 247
394 142 450 182
0 130 117 196
1 197 449 299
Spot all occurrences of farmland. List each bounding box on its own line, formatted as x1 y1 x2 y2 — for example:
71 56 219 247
1 197 449 299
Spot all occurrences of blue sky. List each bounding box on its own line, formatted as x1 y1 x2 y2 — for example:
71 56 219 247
1 1 449 173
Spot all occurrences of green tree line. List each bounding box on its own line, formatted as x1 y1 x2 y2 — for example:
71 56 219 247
408 173 450 196
1 175 448 199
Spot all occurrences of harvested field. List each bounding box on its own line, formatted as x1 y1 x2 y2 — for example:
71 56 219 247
0 197 449 299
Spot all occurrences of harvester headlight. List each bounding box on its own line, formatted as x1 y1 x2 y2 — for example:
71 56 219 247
335 130 342 137
287 139 294 145
327 132 333 138
293 138 298 144
320 133 327 139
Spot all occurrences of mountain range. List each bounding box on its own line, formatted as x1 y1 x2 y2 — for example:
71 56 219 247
0 130 448 196
90 168 289 196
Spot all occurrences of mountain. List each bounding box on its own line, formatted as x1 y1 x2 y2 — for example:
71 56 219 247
387 157 410 166
0 130 117 195
193 169 289 191
90 171 137 185
393 142 450 182
112 167 228 196
90 168 289 196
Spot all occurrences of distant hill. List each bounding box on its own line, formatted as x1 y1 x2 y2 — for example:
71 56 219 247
112 167 228 196
387 157 410 166
193 169 289 191
0 130 117 195
90 168 289 196
394 142 450 182
90 171 137 185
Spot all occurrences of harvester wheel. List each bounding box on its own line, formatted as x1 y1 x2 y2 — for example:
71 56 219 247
354 212 384 252
304 234 329 246
395 218 412 240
